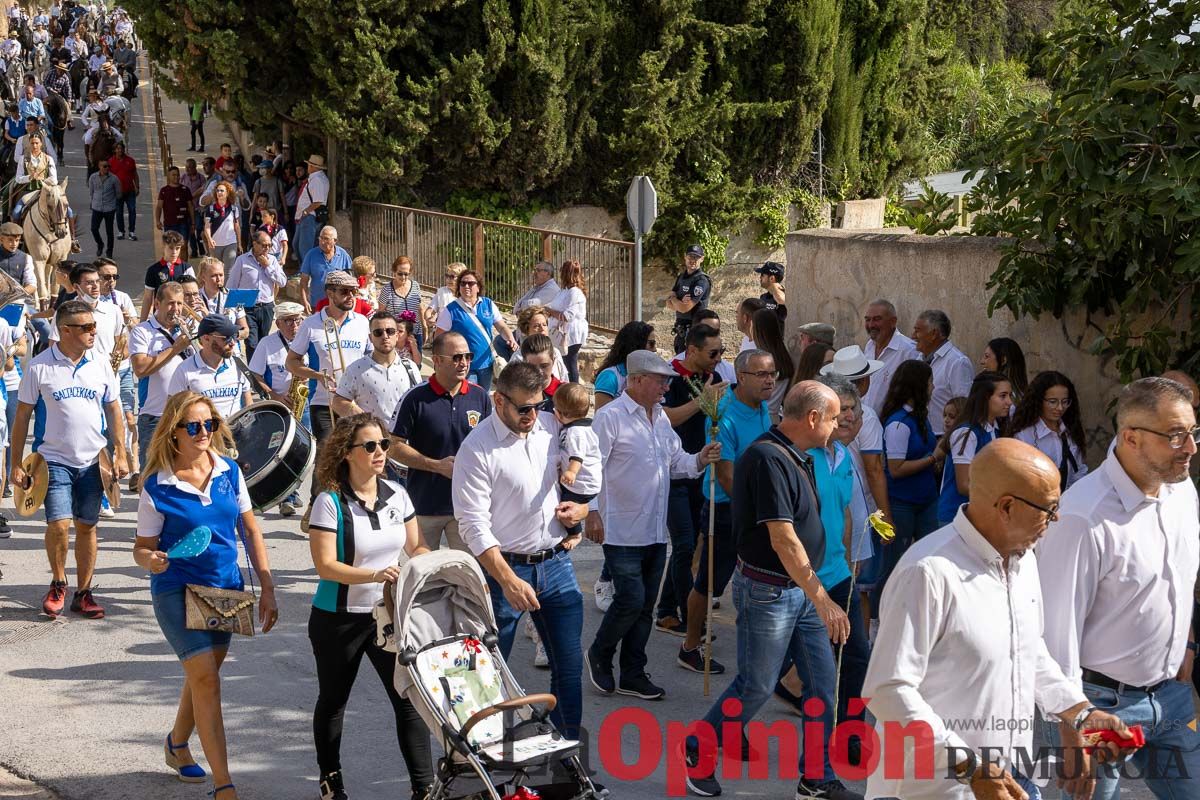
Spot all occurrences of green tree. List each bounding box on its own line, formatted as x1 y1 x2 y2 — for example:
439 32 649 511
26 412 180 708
970 0 1200 378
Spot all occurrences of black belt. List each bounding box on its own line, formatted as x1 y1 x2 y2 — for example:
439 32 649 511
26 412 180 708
502 542 567 566
736 559 796 588
1081 668 1168 696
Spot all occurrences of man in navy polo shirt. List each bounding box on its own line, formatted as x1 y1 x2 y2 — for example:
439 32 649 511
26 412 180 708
391 331 491 551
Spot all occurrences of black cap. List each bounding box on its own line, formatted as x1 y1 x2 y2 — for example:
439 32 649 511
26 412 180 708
685 244 705 258
197 314 239 339
755 261 784 278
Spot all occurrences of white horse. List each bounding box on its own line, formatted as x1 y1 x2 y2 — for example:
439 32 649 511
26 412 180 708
21 178 72 304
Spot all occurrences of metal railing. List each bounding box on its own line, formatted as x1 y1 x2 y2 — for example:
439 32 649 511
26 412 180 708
352 201 635 333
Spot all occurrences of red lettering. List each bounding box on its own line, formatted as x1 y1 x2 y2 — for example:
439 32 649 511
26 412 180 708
829 719 879 781
719 698 744 779
598 707 660 782
666 720 715 798
746 719 801 780
883 719 937 779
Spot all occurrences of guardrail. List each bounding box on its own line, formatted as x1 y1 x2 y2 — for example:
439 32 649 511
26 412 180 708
352 201 635 334
149 69 171 176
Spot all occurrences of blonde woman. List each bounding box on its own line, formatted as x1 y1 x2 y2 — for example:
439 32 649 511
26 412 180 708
133 392 277 800
307 413 432 800
430 261 465 321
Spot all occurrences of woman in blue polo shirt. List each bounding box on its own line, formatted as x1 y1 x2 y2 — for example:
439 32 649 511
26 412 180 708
133 391 278 799
433 269 516 391
307 413 433 800
936 370 1013 524
873 359 939 617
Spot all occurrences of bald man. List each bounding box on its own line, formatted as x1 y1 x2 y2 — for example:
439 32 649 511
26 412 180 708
864 439 1129 800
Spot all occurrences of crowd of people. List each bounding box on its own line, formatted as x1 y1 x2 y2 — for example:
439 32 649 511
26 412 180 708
0 7 1199 800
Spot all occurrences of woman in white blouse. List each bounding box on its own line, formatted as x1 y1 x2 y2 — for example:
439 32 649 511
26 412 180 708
1010 370 1088 490
543 259 588 382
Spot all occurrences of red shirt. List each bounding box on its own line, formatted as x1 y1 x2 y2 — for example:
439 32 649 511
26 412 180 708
214 155 231 172
157 184 193 226
314 297 374 317
107 154 137 194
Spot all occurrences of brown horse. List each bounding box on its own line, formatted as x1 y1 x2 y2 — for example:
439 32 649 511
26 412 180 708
86 116 118 173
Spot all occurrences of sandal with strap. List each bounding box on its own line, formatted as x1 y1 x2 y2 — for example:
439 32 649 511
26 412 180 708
210 784 235 797
165 734 207 783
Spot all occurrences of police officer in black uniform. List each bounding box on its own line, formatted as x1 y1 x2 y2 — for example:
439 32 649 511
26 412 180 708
665 244 712 352
755 260 787 320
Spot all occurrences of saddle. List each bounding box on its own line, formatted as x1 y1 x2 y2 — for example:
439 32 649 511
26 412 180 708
11 188 40 225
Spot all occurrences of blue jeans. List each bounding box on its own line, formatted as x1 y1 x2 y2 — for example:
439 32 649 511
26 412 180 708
871 496 938 618
1046 679 1200 800
657 478 703 623
153 587 232 661
693 570 838 783
485 549 583 738
469 365 493 392
115 190 136 235
295 214 317 263
137 414 160 460
589 543 666 678
4 388 15 474
44 460 103 524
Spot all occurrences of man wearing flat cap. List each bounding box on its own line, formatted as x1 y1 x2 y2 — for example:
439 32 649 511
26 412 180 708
294 153 329 263
166 313 252 418
665 244 712 353
0 221 36 297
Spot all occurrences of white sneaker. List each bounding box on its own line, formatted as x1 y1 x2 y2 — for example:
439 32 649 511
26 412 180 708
99 505 116 519
594 579 614 612
534 641 549 668
279 500 296 517
524 616 538 640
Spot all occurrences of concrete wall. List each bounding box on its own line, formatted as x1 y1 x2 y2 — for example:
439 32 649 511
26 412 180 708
784 228 1126 465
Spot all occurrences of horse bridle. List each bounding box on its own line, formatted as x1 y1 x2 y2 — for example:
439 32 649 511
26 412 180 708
29 189 69 243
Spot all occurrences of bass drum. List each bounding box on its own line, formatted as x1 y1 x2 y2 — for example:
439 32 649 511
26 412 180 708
226 400 315 511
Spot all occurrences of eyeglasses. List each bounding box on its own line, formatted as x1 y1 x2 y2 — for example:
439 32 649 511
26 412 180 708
371 328 398 337
1000 495 1059 522
1131 426 1200 449
739 370 779 380
100 273 118 281
1044 398 1072 409
351 438 391 454
176 418 219 437
500 392 541 416
62 322 97 332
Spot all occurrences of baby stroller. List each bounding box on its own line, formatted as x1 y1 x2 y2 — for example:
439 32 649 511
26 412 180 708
385 550 603 800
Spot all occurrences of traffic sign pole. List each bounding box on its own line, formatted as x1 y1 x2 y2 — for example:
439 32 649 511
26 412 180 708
634 233 643 322
626 175 658 323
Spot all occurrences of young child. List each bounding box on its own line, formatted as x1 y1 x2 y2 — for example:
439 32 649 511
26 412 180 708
553 383 601 536
933 395 968 470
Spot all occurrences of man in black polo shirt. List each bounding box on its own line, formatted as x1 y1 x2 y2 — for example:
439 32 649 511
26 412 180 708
391 331 491 551
138 230 194 320
655 323 726 635
683 382 861 800
755 260 787 320
664 244 712 352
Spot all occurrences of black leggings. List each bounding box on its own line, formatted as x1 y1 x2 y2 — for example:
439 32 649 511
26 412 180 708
308 607 433 791
563 343 582 384
190 119 205 150
309 405 333 501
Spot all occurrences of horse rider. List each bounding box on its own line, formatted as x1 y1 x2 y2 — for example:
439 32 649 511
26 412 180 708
97 60 122 99
44 60 75 105
11 130 57 219
0 30 23 66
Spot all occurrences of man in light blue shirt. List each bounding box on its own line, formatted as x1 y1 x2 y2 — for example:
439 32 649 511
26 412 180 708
677 349 777 673
18 85 45 123
298 224 351 312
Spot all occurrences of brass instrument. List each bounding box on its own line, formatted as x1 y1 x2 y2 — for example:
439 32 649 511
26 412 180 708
286 377 309 422
110 332 127 372
322 318 349 425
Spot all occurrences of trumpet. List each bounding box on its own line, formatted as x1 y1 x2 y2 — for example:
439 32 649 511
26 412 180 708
322 318 349 425
110 332 127 372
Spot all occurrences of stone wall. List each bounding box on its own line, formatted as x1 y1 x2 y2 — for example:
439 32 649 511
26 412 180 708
783 229 1129 465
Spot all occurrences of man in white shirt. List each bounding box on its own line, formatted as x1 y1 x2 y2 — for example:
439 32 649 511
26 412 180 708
912 309 973 436
197 257 249 356
129 282 193 480
294 153 329 263
1039 377 1200 800
166 313 252 419
864 439 1129 800
50 263 124 361
332 310 421 431
96 258 138 467
585 350 718 700
862 299 917 413
227 230 287 355
451 361 590 738
10 300 128 620
249 301 309 516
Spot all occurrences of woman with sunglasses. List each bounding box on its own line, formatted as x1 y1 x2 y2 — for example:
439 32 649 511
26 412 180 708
306 413 432 800
1011 371 1088 490
433 269 516 391
133 391 277 800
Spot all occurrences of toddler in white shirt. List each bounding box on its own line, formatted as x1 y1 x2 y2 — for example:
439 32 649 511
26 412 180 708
553 383 601 536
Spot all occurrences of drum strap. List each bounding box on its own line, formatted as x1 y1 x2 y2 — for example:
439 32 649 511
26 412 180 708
230 353 272 401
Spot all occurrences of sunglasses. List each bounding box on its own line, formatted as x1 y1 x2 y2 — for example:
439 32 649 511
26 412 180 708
394 271 412 278
176 418 220 437
458 281 479 287
351 438 391 454
100 273 118 281
327 286 356 295
706 347 726 358
62 322 97 332
500 392 541 416
442 352 473 363
371 328 398 337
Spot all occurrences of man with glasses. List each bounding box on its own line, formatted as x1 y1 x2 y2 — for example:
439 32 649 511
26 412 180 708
392 331 490 552
332 310 421 431
500 260 560 359
862 439 1128 800
585 350 719 701
1040 376 1200 799
87 158 122 258
166 313 252 419
197 159 251 211
96 257 139 491
228 230 287 356
656 323 728 636
10 299 128 619
677 349 776 673
452 361 590 741
298 225 351 314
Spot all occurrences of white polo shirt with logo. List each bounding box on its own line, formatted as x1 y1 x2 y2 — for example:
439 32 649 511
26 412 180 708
290 309 370 407
166 352 250 419
334 353 422 430
129 317 191 418
19 344 118 468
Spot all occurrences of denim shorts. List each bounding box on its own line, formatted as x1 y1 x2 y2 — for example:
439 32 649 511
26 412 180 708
118 366 136 413
152 587 233 661
137 414 159 454
44 461 102 524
